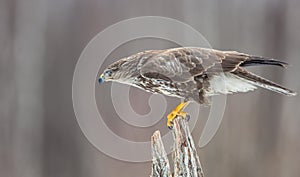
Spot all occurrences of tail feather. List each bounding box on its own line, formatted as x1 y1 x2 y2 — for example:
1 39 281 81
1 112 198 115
233 69 297 96
240 56 288 68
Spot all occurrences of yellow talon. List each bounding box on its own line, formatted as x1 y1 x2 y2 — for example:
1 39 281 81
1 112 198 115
167 101 190 129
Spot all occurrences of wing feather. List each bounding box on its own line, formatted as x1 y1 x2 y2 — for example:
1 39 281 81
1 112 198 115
139 47 218 82
137 47 253 83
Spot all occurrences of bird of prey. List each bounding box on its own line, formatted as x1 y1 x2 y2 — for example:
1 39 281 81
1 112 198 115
98 47 296 129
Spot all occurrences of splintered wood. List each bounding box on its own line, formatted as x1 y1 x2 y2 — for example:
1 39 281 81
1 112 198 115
150 131 172 177
150 117 204 177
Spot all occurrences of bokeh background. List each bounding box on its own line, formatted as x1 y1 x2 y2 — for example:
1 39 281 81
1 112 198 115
1 0 300 177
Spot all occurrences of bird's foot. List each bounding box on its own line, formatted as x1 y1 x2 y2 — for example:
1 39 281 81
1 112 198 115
167 111 190 129
167 101 190 129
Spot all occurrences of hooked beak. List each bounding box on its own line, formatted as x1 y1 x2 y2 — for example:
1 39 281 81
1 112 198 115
98 74 106 84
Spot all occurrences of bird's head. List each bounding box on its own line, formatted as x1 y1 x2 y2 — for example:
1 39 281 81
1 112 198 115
98 68 115 83
98 56 140 84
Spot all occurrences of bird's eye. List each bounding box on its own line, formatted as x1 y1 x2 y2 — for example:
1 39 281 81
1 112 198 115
107 70 112 76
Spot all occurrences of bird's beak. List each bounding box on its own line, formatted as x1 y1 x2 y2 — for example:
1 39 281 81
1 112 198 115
98 74 106 84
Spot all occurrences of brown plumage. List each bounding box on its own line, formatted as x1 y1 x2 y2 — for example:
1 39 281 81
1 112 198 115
99 47 296 105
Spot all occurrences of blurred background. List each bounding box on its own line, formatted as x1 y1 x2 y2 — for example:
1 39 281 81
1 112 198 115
1 0 300 177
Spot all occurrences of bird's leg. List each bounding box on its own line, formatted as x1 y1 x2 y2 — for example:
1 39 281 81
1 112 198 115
167 101 190 129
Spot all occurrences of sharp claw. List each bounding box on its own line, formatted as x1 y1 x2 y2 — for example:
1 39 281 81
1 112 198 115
166 101 191 129
186 114 190 121
167 119 174 130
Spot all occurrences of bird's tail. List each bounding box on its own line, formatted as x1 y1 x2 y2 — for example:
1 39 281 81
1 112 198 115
233 68 297 96
240 56 288 68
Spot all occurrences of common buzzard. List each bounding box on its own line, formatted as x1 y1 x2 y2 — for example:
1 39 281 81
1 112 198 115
99 47 296 128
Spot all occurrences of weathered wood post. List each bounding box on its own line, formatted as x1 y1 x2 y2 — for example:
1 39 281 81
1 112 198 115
150 116 204 177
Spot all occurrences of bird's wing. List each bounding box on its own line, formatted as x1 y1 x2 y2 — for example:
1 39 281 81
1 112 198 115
138 47 249 82
206 50 249 73
139 48 193 82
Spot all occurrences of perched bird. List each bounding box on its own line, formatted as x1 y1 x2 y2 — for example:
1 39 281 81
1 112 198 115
99 47 296 129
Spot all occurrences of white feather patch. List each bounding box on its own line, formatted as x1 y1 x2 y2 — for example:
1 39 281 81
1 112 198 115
207 73 257 95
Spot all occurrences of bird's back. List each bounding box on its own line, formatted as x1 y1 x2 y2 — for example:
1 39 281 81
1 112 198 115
132 47 296 103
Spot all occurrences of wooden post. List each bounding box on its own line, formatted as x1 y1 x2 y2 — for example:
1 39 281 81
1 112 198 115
150 116 204 177
150 131 172 177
